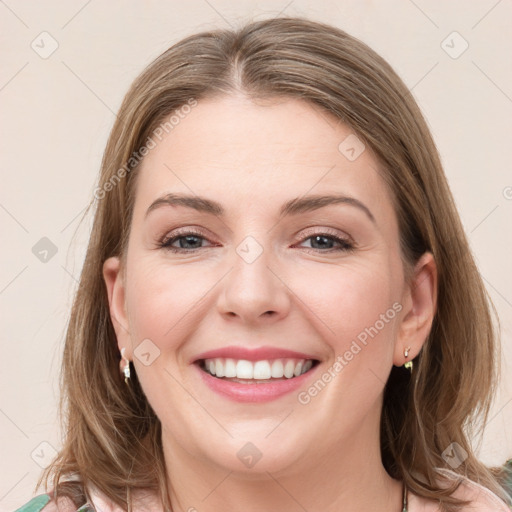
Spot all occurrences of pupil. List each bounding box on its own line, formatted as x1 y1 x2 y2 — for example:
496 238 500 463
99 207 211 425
181 235 201 248
312 235 332 249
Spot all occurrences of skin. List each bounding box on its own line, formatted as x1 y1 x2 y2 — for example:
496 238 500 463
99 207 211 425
103 94 437 512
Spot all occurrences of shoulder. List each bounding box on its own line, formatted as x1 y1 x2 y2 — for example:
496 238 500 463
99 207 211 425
437 468 511 511
13 493 88 512
408 467 511 512
13 486 161 512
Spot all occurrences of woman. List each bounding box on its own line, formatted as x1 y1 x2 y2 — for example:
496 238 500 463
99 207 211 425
14 16 512 512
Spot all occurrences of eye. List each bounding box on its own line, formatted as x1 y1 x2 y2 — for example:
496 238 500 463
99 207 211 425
158 229 213 253
296 230 355 252
157 228 355 254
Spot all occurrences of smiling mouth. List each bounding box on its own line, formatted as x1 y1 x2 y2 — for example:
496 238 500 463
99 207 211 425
197 357 320 383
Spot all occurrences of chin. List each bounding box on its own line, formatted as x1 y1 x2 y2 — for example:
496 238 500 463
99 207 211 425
196 434 307 476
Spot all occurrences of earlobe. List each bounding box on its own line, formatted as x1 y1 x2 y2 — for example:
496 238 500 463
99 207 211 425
102 256 131 350
394 252 438 366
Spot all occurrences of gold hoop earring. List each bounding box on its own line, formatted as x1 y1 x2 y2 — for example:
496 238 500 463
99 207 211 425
120 347 131 384
403 346 413 372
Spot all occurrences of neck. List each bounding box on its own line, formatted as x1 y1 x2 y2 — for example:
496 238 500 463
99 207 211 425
161 407 403 512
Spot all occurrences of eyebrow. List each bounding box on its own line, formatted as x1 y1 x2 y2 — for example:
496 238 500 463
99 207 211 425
145 193 376 223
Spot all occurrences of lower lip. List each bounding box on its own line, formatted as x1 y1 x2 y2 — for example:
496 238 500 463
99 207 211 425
193 363 319 403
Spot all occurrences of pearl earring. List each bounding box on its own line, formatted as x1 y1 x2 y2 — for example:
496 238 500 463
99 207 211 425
120 347 131 384
403 346 413 372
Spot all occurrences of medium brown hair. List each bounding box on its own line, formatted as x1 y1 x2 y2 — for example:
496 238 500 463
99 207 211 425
39 16 511 512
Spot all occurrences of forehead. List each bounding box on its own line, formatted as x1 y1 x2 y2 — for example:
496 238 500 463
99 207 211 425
133 95 394 222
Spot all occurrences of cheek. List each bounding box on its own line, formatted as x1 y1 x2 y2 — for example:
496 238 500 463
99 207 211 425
291 260 399 350
123 257 210 410
290 262 401 435
124 256 216 346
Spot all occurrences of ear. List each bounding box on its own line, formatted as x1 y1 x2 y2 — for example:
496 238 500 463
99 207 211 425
393 252 437 366
103 256 132 357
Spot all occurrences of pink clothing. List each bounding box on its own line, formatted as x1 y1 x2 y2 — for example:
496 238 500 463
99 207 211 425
25 468 512 512
408 468 511 511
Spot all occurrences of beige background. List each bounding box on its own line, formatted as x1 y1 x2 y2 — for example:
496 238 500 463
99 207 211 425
1 1 511 510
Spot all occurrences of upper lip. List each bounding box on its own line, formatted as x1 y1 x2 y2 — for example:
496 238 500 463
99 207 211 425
191 346 320 364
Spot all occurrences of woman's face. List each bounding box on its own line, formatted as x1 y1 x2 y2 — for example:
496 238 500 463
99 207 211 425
104 95 435 476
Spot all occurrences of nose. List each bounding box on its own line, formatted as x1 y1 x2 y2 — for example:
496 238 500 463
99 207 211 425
217 237 291 325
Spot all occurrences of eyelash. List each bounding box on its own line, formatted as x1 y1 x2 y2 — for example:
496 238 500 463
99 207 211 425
157 228 355 254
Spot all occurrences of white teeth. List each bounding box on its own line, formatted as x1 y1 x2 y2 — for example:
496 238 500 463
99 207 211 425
271 360 284 378
253 361 271 379
224 358 237 378
236 360 253 379
215 359 224 378
202 357 315 380
284 360 295 378
302 360 313 373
